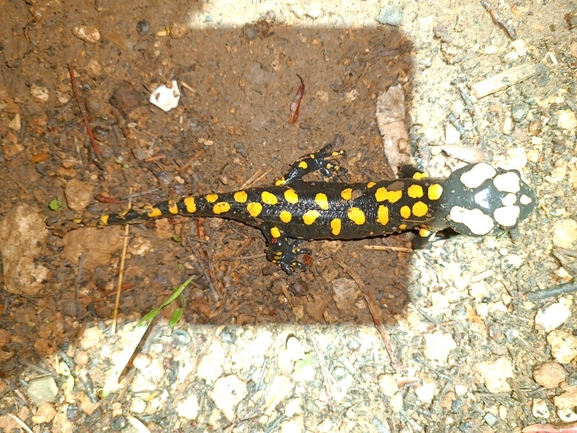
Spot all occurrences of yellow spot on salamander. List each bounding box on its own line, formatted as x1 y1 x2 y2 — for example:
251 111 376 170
284 188 299 204
375 187 402 203
247 202 263 217
412 172 428 180
234 191 248 203
168 200 179 214
341 188 352 200
330 218 342 235
367 182 376 188
347 207 366 225
279 210 292 223
428 184 443 200
184 197 196 213
213 202 231 215
261 191 278 205
377 205 389 226
270 227 281 238
400 205 411 219
399 223 407 230
144 206 162 218
374 187 387 202
298 161 308 169
100 215 109 225
407 184 424 199
303 210 320 225
412 201 428 217
419 228 431 238
275 177 286 186
315 192 329 210
206 194 218 203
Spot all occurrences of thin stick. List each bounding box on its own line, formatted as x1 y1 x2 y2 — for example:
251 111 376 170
112 193 133 334
68 65 101 156
363 245 413 253
75 253 86 318
120 188 161 200
337 260 403 373
527 281 577 301
240 167 273 190
219 253 266 262
8 414 33 433
480 1 516 40
309 334 337 412
187 234 221 302
143 153 166 163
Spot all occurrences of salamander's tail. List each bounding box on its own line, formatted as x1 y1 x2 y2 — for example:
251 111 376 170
50 195 202 234
50 191 252 236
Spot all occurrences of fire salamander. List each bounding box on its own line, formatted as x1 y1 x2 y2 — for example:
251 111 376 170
64 137 536 273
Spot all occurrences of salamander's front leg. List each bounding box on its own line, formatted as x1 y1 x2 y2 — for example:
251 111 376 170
275 135 346 186
263 226 311 274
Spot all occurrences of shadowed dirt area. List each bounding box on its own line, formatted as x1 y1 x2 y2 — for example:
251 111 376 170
1 1 577 432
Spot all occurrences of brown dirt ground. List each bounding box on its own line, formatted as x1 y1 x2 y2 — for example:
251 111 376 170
1 0 577 432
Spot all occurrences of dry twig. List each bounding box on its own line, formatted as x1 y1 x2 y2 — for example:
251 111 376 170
113 193 133 334
337 260 403 373
481 1 516 40
68 65 101 157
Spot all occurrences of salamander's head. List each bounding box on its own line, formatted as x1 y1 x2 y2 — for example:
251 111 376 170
443 163 536 236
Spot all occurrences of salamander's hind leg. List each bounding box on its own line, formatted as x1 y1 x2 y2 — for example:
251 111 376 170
275 135 346 186
412 228 463 249
263 226 312 274
399 165 428 180
411 228 437 249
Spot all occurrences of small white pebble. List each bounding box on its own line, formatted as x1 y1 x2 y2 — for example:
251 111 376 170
475 358 514 393
130 397 147 414
378 374 399 397
176 393 199 420
533 361 566 389
511 39 527 56
455 385 468 396
501 116 514 134
483 45 499 55
469 281 489 299
445 124 461 144
558 408 577 423
284 398 302 417
149 80 181 112
30 84 49 102
74 351 89 367
209 375 248 421
548 330 577 364
315 90 329 102
415 379 436 404
535 301 572 332
424 331 456 364
451 100 465 116
554 386 577 411
558 110 577 131
72 25 100 43
532 399 550 418
133 353 151 370
552 219 577 248
345 89 359 102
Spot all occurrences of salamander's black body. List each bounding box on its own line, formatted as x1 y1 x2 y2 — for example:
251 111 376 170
67 139 536 273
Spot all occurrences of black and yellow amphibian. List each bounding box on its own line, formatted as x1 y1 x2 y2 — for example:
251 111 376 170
66 138 536 273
